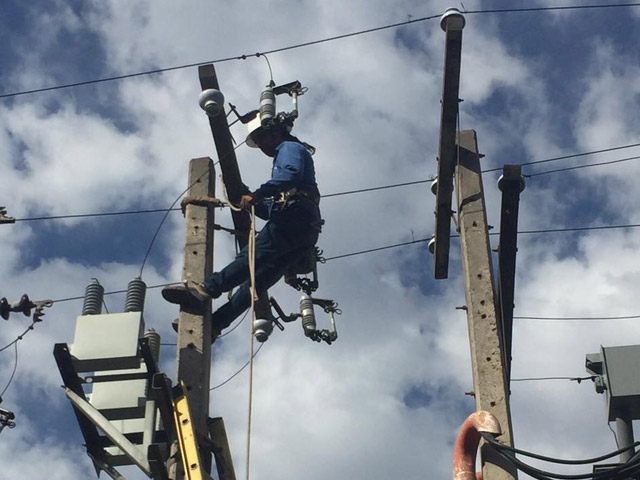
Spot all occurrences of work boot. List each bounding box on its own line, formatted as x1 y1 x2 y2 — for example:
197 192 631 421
162 281 211 307
171 317 222 344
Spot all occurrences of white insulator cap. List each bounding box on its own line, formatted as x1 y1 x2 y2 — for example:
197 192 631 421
198 88 225 117
253 318 274 342
440 8 466 32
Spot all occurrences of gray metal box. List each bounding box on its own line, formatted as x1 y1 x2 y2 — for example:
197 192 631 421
601 345 640 421
69 312 144 371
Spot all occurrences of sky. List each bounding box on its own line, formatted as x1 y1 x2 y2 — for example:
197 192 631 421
1 0 640 479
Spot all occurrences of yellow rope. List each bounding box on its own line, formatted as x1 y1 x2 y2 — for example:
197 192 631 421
245 205 258 480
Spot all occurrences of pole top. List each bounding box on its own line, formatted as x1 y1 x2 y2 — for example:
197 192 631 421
440 8 466 32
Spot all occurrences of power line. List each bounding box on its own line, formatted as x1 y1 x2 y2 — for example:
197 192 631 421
0 343 19 400
527 154 640 178
0 14 440 100
7 142 639 225
14 208 178 222
463 3 640 16
323 222 640 261
511 376 596 383
3 3 639 100
481 142 640 174
210 342 264 391
514 315 640 321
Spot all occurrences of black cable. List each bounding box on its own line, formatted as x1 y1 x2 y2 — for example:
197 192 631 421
0 321 37 354
323 222 640 261
210 342 264 391
515 315 640 321
511 376 596 383
0 343 19 399
481 142 640 173
8 142 640 225
324 238 428 261
0 14 440 100
138 140 245 278
481 433 640 480
526 155 640 178
463 3 640 16
482 432 640 465
13 208 178 222
3 3 639 100
322 178 434 198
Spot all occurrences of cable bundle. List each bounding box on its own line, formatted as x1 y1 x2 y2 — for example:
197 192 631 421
481 432 640 480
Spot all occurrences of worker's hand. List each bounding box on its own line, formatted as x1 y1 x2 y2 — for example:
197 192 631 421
239 194 256 211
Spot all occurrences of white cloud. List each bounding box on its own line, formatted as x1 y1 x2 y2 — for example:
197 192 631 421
2 2 640 480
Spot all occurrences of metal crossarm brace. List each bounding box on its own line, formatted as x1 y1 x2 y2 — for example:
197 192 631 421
433 10 464 279
64 388 152 476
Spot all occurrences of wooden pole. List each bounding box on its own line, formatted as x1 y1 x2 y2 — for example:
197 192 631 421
434 9 465 279
456 130 517 480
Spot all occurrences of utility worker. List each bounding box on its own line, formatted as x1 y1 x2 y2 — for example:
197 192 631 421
162 114 322 338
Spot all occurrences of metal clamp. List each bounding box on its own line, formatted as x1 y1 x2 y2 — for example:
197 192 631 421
0 206 15 225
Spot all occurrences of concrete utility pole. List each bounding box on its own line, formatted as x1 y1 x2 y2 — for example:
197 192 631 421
456 130 517 480
169 157 216 479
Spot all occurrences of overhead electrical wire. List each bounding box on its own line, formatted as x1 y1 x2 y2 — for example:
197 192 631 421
2 3 639 100
210 342 264 391
7 142 639 224
0 343 19 400
481 142 640 173
514 315 640 321
525 154 640 178
0 14 440 100
511 376 597 383
463 3 640 16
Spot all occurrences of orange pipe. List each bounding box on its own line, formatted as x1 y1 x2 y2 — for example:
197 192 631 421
453 411 502 480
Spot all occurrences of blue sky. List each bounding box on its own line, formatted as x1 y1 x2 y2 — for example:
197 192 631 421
2 1 640 479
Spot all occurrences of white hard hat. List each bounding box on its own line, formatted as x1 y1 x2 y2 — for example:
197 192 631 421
245 115 263 148
245 114 294 148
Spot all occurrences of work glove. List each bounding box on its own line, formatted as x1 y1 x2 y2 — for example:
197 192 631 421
239 194 256 211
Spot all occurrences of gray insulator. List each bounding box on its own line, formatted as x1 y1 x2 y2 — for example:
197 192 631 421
125 277 147 313
143 329 161 363
300 294 316 337
82 280 104 315
259 87 276 126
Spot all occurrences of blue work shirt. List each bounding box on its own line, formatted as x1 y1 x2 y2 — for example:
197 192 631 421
253 141 318 198
251 140 320 221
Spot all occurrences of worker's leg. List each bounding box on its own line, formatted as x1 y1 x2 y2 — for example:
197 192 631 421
211 255 294 329
212 227 319 329
204 216 313 297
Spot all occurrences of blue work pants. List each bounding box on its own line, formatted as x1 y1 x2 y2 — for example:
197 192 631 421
205 202 320 329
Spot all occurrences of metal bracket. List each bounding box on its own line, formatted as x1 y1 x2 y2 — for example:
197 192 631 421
65 388 152 476
0 206 15 225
